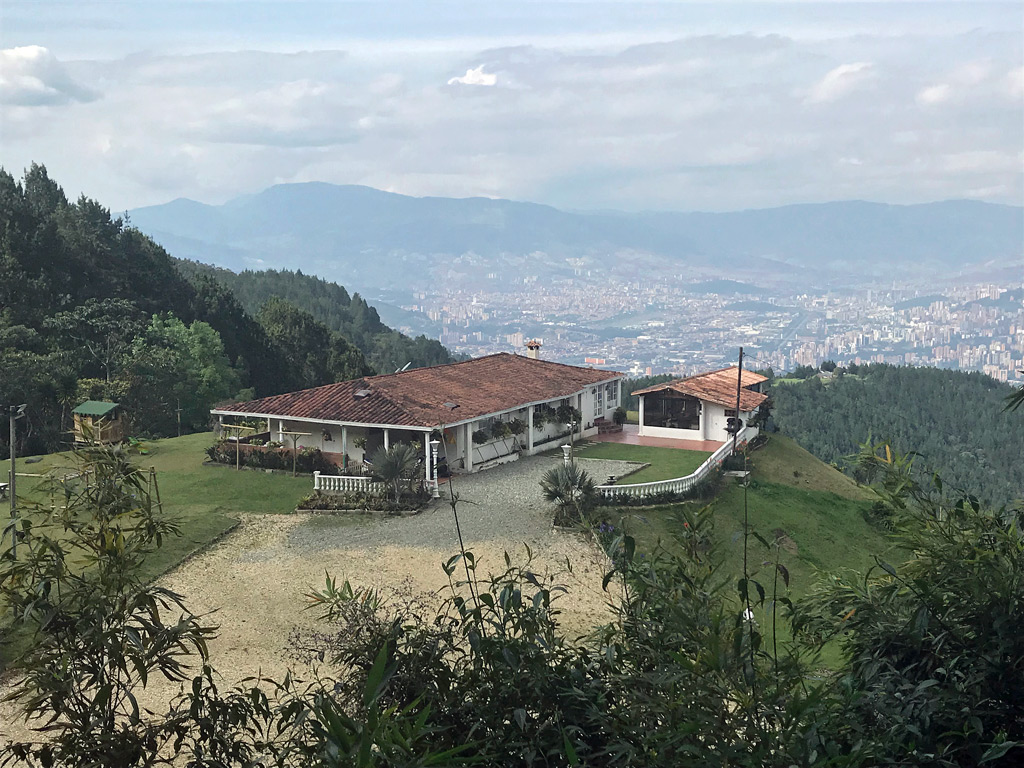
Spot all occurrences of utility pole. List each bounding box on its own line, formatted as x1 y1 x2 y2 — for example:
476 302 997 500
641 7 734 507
8 404 26 559
732 348 744 455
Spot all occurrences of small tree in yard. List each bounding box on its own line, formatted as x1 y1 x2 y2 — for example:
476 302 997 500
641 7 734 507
540 463 599 525
369 443 422 504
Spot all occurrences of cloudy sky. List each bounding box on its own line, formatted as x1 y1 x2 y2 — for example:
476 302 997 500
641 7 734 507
1 1 1021 212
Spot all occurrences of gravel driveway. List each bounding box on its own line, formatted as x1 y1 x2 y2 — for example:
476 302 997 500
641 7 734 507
288 454 643 554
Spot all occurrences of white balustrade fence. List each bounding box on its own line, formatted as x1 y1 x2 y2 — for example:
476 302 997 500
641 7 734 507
596 427 753 502
313 471 385 495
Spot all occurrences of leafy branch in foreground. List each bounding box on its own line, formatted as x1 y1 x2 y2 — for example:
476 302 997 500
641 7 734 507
0 445 458 767
0 443 211 764
796 440 1024 766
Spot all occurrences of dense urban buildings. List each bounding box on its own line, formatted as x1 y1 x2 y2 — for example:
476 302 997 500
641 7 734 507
393 279 1024 383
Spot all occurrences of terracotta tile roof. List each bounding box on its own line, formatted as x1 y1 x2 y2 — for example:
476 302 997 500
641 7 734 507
213 353 621 428
633 366 768 411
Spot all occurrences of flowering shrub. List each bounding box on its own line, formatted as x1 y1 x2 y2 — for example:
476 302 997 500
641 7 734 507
205 441 335 474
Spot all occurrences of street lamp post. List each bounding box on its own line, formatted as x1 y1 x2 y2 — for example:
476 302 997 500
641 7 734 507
561 444 572 466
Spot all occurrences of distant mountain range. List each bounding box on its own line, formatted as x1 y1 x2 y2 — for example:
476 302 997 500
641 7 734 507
129 184 1023 292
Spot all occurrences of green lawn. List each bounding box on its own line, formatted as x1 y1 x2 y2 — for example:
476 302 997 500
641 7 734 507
573 442 712 483
603 435 891 666
2 432 313 584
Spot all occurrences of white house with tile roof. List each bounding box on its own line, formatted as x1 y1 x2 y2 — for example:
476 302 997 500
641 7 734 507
211 349 623 479
632 367 768 443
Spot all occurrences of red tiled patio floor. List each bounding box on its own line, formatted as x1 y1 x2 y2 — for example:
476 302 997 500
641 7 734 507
591 424 724 453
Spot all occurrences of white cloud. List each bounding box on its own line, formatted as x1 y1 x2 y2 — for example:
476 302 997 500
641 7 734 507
2 26 1020 213
0 46 98 106
1003 67 1024 101
805 61 874 103
447 65 497 86
917 83 951 105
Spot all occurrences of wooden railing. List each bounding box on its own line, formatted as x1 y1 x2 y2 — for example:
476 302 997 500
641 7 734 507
596 428 753 502
313 471 384 495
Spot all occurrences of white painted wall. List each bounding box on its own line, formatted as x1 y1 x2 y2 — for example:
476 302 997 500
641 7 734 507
641 424 705 441
703 404 759 441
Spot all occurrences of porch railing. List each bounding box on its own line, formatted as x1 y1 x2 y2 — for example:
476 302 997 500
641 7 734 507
595 427 753 502
313 471 385 495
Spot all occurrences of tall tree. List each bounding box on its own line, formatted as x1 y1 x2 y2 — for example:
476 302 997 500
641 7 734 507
257 297 372 388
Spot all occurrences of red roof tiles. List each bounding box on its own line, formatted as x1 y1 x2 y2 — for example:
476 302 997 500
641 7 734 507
213 353 621 428
633 367 768 411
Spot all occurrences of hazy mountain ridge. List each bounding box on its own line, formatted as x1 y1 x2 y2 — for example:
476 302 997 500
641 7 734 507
130 184 1024 292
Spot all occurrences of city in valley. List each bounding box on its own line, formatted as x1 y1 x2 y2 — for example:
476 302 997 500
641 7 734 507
394 277 1024 382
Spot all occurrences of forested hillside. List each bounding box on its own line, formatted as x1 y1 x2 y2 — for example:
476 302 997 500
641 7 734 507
175 261 453 373
0 165 446 458
772 364 1024 505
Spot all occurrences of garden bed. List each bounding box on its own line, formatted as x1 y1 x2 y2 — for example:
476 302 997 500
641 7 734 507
296 489 431 515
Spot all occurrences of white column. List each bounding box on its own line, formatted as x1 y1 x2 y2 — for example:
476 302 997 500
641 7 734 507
638 395 645 436
527 405 535 454
465 422 474 471
429 438 440 497
423 433 431 482
384 428 390 451
341 426 348 458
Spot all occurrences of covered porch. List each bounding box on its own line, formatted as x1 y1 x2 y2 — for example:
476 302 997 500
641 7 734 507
590 423 723 453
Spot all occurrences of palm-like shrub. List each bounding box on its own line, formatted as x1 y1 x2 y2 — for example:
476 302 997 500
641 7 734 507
540 462 599 524
369 443 421 504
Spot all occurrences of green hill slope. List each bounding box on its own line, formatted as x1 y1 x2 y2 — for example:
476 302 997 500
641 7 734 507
175 262 454 374
615 435 883 595
0 165 454 458
607 435 889 664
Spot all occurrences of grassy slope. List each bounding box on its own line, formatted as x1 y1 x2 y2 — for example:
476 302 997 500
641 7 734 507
572 442 712 483
603 435 890 665
1 432 312 584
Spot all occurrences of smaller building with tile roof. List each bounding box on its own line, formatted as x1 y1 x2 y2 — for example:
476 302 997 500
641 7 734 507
632 367 768 443
211 351 623 479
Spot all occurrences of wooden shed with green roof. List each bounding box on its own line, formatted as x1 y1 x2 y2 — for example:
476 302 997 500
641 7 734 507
72 400 125 445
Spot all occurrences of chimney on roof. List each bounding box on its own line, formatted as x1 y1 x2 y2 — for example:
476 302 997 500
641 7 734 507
525 339 542 360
